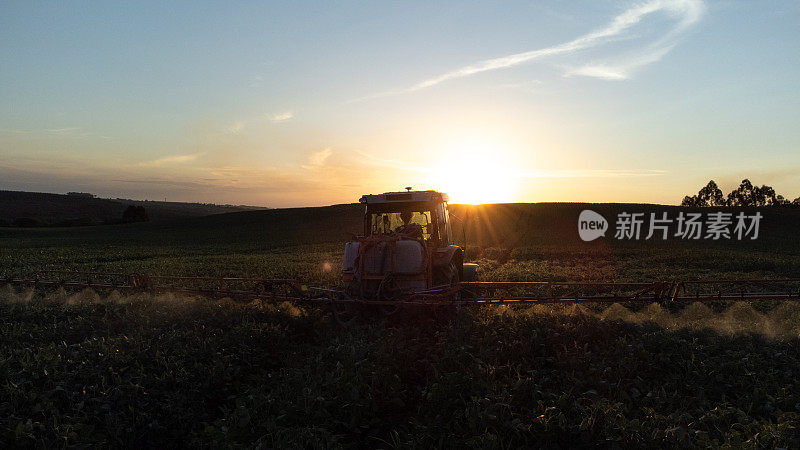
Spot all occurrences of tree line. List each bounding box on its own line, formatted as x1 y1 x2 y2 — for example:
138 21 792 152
682 179 800 207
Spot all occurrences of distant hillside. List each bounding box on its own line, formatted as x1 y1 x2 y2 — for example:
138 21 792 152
3 198 797 255
7 201 788 252
79 201 795 251
0 190 266 226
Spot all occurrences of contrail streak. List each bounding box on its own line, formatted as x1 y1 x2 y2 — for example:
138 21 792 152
354 0 704 101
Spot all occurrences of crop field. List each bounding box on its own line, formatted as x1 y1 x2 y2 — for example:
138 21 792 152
2 203 800 447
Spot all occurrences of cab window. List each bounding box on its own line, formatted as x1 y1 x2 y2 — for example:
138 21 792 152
370 210 433 240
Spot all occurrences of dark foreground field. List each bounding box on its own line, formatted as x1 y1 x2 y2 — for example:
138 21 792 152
2 203 800 448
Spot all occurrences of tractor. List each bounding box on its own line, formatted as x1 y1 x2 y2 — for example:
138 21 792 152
341 188 477 303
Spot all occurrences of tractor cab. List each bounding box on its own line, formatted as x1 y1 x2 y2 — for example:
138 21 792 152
342 188 476 301
362 189 453 247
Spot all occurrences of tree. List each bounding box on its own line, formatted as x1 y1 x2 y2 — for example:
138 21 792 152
680 195 699 207
727 179 759 206
682 180 725 207
683 178 794 207
773 195 791 206
757 185 777 206
697 180 726 206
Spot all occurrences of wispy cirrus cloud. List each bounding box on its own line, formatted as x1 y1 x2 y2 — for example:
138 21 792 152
521 168 667 178
568 0 704 80
268 111 293 123
44 127 81 134
226 121 245 134
356 0 704 100
249 75 264 88
220 111 293 134
139 152 203 168
355 151 665 179
566 44 675 80
1 126 110 139
302 148 332 170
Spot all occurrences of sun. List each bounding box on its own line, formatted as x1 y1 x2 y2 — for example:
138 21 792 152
427 140 519 204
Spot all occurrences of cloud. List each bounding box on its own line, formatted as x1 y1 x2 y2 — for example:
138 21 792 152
357 0 704 99
0 129 33 134
566 13 691 80
1 127 112 139
0 162 324 207
354 151 428 172
139 152 203 168
354 151 665 180
250 75 264 88
3 127 81 135
302 148 332 170
45 127 81 134
567 66 631 80
226 121 245 134
268 111 293 123
521 169 667 178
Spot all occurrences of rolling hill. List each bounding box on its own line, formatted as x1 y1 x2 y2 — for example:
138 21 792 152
0 190 266 226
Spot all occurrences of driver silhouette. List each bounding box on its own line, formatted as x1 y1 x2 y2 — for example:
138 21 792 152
396 210 423 238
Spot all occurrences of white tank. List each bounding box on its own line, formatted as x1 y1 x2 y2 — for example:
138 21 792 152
342 241 360 272
393 240 425 275
363 242 387 275
351 239 425 276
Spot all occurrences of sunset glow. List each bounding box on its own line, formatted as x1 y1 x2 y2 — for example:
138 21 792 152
1 1 799 207
428 139 520 204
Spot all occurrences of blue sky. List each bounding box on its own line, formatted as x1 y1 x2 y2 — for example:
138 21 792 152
1 1 798 206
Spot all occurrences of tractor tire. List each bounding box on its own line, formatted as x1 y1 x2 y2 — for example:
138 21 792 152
447 261 461 303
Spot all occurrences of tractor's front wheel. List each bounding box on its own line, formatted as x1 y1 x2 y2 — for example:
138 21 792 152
447 261 462 303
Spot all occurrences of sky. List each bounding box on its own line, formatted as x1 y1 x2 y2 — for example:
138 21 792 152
1 0 799 207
